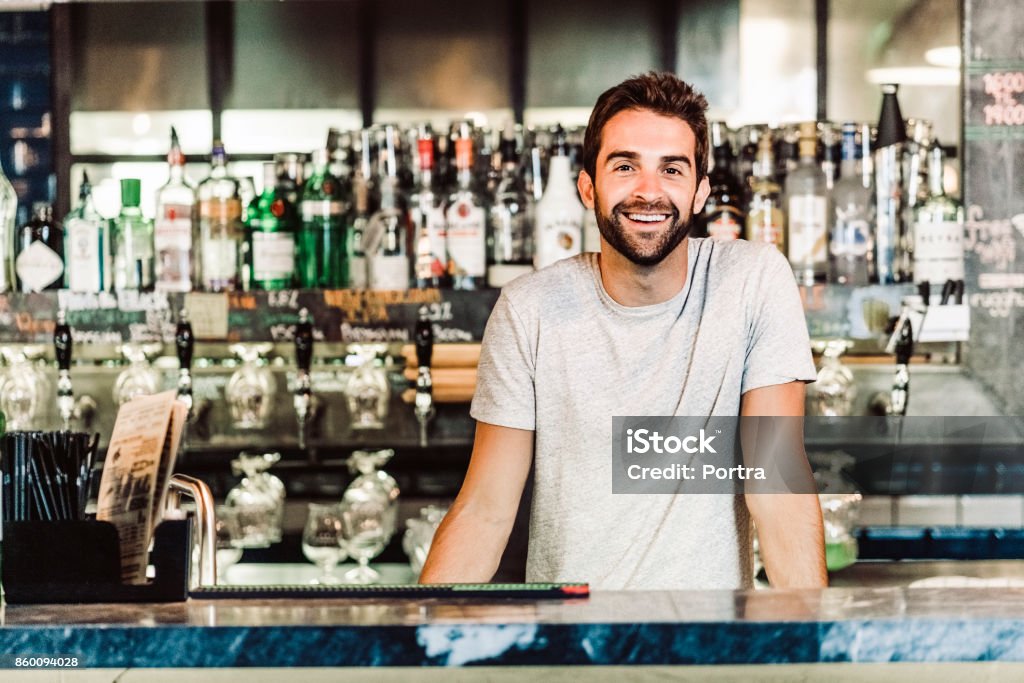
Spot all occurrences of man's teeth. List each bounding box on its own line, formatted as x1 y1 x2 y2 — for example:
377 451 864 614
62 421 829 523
627 213 668 223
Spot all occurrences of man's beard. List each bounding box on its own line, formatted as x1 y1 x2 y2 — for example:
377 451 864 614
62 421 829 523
593 192 695 267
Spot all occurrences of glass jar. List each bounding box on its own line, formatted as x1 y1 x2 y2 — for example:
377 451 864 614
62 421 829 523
225 343 277 429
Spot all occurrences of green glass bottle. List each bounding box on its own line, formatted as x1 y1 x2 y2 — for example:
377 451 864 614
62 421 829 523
111 179 155 291
248 163 299 290
299 149 351 288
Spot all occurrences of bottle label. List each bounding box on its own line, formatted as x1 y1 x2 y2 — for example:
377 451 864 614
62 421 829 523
66 217 106 292
787 195 827 264
446 200 486 278
16 240 64 292
201 238 239 286
155 203 193 292
199 198 242 223
831 217 871 258
746 209 784 252
371 254 409 290
252 232 296 282
301 199 346 221
413 205 448 279
349 254 368 288
536 211 582 269
707 208 742 241
913 219 965 283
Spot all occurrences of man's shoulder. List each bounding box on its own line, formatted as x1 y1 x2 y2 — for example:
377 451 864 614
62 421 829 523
499 255 592 310
700 238 782 272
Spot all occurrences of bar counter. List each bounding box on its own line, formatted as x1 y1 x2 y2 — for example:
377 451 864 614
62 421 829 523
4 586 1024 668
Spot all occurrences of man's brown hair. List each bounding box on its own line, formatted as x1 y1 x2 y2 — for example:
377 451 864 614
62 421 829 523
582 71 709 183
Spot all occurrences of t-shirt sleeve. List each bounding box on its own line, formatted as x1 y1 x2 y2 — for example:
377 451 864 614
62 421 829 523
742 249 818 394
469 292 536 430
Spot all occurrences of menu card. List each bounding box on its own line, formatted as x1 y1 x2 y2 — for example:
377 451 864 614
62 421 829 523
96 391 188 584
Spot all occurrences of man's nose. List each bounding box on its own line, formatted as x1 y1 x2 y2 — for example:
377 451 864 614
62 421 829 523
631 170 663 202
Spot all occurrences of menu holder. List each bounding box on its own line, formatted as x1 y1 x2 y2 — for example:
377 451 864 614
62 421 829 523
0 518 191 604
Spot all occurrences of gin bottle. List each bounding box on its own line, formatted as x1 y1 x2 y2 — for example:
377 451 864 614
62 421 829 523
196 141 245 291
15 203 64 292
64 171 111 292
445 122 487 289
249 162 299 290
154 127 196 292
111 179 155 291
299 148 350 288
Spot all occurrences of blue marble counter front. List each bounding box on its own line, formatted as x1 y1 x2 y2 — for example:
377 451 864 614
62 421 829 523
3 588 1024 667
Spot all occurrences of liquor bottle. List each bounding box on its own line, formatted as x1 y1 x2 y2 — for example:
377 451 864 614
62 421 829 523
488 126 534 287
700 121 744 241
912 143 965 285
367 174 410 291
745 134 786 254
874 84 908 284
786 121 829 285
0 154 16 292
534 129 583 270
445 122 488 289
737 126 760 209
299 148 349 288
820 124 840 191
64 171 111 292
774 126 799 188
154 127 196 292
411 124 449 289
249 162 299 290
275 153 306 206
111 179 155 291
15 203 64 292
196 141 245 291
829 123 873 286
902 119 933 283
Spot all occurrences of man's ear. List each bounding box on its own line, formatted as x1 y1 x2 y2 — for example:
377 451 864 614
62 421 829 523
693 175 711 215
577 170 595 210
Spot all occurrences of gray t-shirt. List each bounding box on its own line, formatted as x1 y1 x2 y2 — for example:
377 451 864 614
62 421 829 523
470 238 817 590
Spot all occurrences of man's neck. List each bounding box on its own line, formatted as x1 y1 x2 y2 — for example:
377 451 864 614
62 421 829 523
597 238 690 307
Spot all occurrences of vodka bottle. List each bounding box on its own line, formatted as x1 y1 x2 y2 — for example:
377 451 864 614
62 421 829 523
534 131 583 270
64 171 111 292
829 123 872 285
154 127 196 292
786 121 829 285
196 141 245 291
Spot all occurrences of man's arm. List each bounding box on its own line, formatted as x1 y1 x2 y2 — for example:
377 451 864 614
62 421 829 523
741 381 827 588
418 421 534 583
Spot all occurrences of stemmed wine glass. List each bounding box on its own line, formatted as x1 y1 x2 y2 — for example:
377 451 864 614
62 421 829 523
340 496 391 584
226 343 277 429
302 503 348 585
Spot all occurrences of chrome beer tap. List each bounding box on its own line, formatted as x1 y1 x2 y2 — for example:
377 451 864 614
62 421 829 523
175 309 195 416
888 317 913 417
54 310 74 431
293 308 314 451
414 311 435 447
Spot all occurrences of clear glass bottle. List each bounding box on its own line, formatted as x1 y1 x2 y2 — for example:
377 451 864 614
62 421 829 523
368 174 410 291
745 134 786 254
874 84 908 284
110 180 155 291
534 127 583 270
196 140 244 291
445 121 488 289
299 148 350 288
64 171 111 292
15 203 64 293
411 125 449 289
345 345 390 430
0 154 18 292
248 162 299 290
829 123 873 286
786 121 829 285
700 121 744 241
154 127 196 292
488 126 534 286
912 143 965 284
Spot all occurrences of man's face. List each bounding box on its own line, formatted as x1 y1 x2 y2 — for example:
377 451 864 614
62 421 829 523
578 109 710 267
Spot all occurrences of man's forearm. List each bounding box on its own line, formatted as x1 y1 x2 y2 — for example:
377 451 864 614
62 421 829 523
418 499 512 584
747 493 827 588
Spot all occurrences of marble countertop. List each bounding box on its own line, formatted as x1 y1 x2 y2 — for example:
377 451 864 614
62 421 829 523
5 582 1024 667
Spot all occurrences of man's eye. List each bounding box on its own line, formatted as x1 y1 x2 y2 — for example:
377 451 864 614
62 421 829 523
664 167 682 176
614 163 634 172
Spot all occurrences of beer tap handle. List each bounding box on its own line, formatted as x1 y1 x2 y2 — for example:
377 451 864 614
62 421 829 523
54 310 72 372
414 311 435 447
415 312 433 370
54 310 74 431
294 308 314 451
295 308 314 375
175 309 195 415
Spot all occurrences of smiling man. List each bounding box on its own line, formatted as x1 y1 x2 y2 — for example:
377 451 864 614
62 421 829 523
420 72 827 590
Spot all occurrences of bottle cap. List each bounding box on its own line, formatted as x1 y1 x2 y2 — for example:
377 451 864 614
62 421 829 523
875 84 906 148
121 178 141 207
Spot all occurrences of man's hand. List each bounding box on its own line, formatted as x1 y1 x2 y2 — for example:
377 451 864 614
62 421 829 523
418 421 534 584
741 381 827 589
